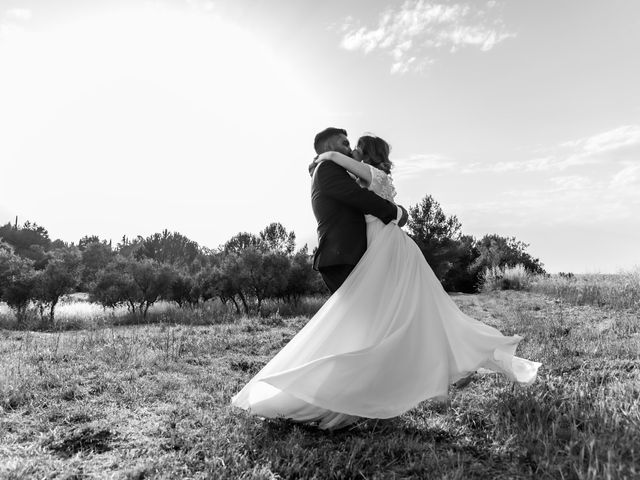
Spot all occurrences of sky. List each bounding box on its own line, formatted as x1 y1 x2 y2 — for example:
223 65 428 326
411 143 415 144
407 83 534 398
1 0 639 273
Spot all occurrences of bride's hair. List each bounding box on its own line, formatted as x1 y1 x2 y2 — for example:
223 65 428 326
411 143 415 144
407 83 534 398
357 135 393 174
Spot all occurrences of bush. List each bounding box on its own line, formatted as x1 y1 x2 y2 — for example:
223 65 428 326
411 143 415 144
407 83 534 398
92 257 174 318
481 264 532 292
471 234 545 276
33 247 84 323
406 195 465 286
0 248 38 321
405 196 544 293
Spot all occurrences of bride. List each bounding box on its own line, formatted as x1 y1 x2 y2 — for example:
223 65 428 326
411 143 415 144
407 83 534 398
231 135 541 430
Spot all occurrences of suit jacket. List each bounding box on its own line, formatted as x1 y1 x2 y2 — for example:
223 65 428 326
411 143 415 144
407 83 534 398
311 161 399 271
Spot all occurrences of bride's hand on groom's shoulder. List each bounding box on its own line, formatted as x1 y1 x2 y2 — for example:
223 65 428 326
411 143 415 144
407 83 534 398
398 205 408 227
309 154 330 176
308 156 319 176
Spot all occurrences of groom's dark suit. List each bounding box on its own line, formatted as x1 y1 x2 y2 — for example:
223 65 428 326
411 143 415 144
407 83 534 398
311 161 400 293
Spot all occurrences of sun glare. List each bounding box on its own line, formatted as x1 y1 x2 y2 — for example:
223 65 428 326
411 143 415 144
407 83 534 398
0 4 325 245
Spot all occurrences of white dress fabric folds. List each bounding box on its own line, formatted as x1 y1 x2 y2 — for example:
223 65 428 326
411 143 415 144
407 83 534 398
231 165 541 430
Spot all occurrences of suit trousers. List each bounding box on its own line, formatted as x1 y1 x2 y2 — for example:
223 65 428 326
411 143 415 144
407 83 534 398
319 264 356 294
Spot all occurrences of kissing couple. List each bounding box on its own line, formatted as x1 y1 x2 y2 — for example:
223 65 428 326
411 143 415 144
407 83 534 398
232 128 541 430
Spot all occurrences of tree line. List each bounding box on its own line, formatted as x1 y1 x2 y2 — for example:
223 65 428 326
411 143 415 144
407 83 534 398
0 194 545 324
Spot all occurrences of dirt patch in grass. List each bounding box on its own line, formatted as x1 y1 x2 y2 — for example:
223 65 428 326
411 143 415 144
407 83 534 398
45 425 113 458
229 355 267 374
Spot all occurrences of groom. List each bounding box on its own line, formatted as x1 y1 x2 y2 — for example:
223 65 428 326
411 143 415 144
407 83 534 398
310 127 408 293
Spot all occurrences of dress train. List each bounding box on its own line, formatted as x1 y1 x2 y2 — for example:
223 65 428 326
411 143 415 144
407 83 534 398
231 218 541 430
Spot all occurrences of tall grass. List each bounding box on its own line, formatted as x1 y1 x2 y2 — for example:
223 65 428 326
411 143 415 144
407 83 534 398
481 264 532 292
481 265 640 312
531 267 640 310
0 295 328 332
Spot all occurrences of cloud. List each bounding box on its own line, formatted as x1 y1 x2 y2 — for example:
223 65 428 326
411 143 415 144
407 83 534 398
449 126 640 228
611 163 640 188
464 125 640 174
0 23 22 38
462 157 545 174
393 153 456 177
5 8 32 21
184 0 215 12
339 1 514 74
461 179 635 227
561 125 640 156
462 155 589 174
539 125 640 169
1 8 32 39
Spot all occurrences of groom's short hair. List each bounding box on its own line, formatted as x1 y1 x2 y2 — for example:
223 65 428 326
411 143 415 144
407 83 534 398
314 127 347 154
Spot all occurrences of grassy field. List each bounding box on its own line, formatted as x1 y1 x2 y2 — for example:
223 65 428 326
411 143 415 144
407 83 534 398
531 269 640 311
1 290 639 479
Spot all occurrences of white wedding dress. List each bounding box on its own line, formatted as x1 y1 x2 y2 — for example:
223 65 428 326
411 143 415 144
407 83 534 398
231 164 541 430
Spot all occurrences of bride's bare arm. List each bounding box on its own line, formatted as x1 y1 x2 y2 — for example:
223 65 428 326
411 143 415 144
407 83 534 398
316 151 372 186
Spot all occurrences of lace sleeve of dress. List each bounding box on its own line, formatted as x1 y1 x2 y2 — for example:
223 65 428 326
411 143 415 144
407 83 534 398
367 164 397 202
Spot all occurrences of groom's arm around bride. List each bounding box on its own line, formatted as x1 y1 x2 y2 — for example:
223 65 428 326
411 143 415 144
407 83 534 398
313 159 407 226
311 136 408 293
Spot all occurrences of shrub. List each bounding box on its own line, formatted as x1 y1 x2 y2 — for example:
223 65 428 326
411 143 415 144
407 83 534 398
481 264 532 292
471 234 545 275
0 248 38 322
33 247 84 324
405 196 544 293
92 257 174 318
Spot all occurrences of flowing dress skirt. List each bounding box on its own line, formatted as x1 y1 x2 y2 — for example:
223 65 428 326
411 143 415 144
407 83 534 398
231 218 541 430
